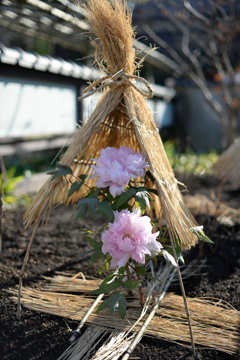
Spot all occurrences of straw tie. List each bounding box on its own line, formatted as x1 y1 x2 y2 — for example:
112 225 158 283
78 69 154 100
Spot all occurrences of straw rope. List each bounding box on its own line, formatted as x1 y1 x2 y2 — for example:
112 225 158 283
79 69 154 100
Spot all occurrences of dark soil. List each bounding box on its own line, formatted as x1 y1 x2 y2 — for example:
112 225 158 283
1 174 240 360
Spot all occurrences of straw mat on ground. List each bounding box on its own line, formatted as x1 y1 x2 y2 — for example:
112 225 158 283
57 326 135 360
23 0 198 250
9 275 239 355
212 136 240 189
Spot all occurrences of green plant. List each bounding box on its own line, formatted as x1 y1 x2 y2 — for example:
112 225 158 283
164 141 218 175
1 167 30 207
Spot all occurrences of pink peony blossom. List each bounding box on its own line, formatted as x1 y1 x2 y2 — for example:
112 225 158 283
91 146 149 197
101 209 162 268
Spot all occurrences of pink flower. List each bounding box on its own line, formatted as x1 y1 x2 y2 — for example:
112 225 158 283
91 146 149 197
101 209 162 268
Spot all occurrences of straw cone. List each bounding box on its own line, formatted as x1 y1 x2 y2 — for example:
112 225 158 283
24 0 198 249
212 136 240 190
185 194 240 225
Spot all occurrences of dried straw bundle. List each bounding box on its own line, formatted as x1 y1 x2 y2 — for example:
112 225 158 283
185 194 240 225
212 136 240 190
23 0 198 249
10 284 239 355
57 326 134 360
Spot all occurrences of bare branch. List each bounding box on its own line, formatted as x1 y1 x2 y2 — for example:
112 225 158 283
141 23 188 72
222 50 235 78
180 0 210 24
209 34 233 107
181 26 206 81
140 0 239 145
141 23 226 129
133 38 184 76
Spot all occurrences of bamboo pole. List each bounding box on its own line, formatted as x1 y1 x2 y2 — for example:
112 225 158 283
122 269 176 360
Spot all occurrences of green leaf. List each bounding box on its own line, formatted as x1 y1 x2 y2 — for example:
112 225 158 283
91 280 122 294
123 279 142 290
97 291 125 317
136 266 146 275
146 170 155 184
135 191 150 212
147 188 159 196
79 249 95 257
86 236 102 250
159 237 169 244
103 259 110 272
68 181 84 197
164 243 184 264
75 198 99 220
98 201 114 222
74 200 87 219
109 292 122 316
175 243 184 265
56 163 73 171
89 250 104 264
118 266 127 275
85 188 100 199
118 292 127 319
151 220 159 227
117 274 126 282
178 253 185 264
146 273 159 281
96 296 113 313
100 274 116 286
79 174 88 181
47 163 72 180
117 188 137 207
97 254 111 274
89 198 99 220
106 188 114 202
98 279 123 294
190 226 214 243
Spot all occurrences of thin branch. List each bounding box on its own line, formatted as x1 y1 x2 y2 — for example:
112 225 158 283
209 34 233 107
222 50 235 79
181 26 206 81
121 268 176 360
141 23 189 72
154 0 218 37
141 22 226 129
180 0 210 24
168 231 196 355
0 156 7 252
68 270 119 343
17 224 39 319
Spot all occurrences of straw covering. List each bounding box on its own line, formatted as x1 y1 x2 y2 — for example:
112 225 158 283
10 274 240 356
24 0 198 249
212 136 240 190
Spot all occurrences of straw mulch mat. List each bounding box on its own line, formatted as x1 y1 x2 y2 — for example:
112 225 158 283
9 274 239 355
23 0 199 250
212 136 240 190
184 194 240 226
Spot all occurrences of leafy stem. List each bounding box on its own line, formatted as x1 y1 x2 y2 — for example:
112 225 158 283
135 264 144 307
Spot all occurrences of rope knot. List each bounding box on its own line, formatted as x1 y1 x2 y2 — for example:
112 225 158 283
78 69 154 101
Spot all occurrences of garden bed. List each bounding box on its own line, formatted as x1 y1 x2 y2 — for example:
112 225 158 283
1 173 240 360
